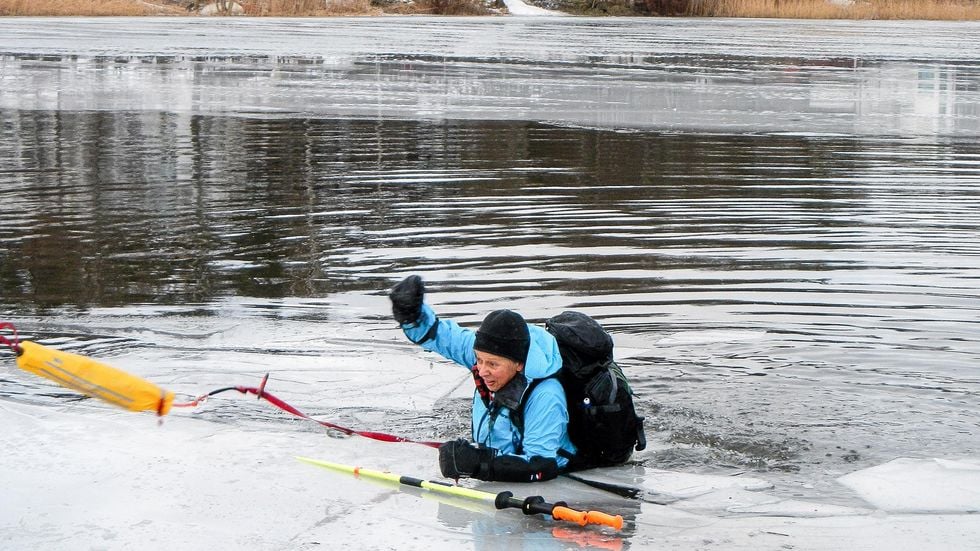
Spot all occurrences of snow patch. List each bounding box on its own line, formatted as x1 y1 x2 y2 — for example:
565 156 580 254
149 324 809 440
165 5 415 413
501 0 567 16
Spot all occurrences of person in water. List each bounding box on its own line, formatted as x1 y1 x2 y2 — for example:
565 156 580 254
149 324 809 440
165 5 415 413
390 275 576 482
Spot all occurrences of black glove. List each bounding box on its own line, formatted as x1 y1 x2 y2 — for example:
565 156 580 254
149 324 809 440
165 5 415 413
439 438 494 480
390 275 425 325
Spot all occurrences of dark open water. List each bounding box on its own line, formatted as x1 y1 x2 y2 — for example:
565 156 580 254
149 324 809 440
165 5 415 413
1 17 979 508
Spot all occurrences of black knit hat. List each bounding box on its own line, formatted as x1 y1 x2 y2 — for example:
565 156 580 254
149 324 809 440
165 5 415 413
474 309 530 365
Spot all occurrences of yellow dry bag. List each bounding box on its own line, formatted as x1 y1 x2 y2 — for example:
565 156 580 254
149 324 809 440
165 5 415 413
13 339 174 415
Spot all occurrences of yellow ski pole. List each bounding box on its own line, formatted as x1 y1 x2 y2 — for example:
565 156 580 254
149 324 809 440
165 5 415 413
296 456 624 530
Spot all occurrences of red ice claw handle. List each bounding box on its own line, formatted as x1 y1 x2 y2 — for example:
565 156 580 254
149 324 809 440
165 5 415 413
552 505 624 530
0 321 21 354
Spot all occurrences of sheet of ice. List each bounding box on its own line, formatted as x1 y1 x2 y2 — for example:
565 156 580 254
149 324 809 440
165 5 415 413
4 399 979 551
637 467 773 498
629 509 980 551
680 487 869 517
0 18 977 136
838 457 980 513
568 465 870 517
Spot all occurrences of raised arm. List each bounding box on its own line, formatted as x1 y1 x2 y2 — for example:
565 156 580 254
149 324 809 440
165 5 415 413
390 275 476 369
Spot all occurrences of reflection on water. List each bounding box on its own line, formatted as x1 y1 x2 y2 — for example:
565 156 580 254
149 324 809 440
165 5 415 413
3 112 979 309
2 18 980 508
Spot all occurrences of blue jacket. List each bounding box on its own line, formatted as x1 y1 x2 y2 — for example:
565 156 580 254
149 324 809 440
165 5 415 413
402 304 576 469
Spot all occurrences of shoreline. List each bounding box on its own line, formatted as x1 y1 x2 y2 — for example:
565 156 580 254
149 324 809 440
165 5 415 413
3 0 980 20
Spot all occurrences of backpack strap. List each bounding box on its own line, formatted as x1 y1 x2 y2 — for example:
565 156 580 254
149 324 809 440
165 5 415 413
512 377 579 465
509 376 546 455
511 376 582 465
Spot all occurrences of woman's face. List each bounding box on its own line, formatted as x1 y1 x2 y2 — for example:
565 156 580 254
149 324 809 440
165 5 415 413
475 350 524 392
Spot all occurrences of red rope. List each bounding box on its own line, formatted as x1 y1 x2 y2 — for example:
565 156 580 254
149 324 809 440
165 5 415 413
174 380 441 449
2 329 438 449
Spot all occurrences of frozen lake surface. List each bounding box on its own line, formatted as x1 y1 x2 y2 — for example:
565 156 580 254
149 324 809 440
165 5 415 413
2 17 979 134
2 16 980 550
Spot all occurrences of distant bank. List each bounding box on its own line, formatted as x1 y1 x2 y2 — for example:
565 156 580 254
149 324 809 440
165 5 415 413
2 0 980 20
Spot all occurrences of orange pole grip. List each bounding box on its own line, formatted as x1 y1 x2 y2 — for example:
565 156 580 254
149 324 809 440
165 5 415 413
585 510 624 530
552 506 624 530
551 505 588 526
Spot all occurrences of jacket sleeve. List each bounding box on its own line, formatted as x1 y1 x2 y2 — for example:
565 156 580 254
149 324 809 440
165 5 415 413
401 303 477 369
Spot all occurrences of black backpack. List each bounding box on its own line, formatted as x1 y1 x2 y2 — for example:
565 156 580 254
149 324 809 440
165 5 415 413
515 311 646 469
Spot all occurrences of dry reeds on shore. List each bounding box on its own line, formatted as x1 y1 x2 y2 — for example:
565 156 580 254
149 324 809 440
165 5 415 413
679 0 980 19
2 0 979 18
0 0 181 16
238 0 376 15
0 0 376 16
0 0 482 16
238 0 488 16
